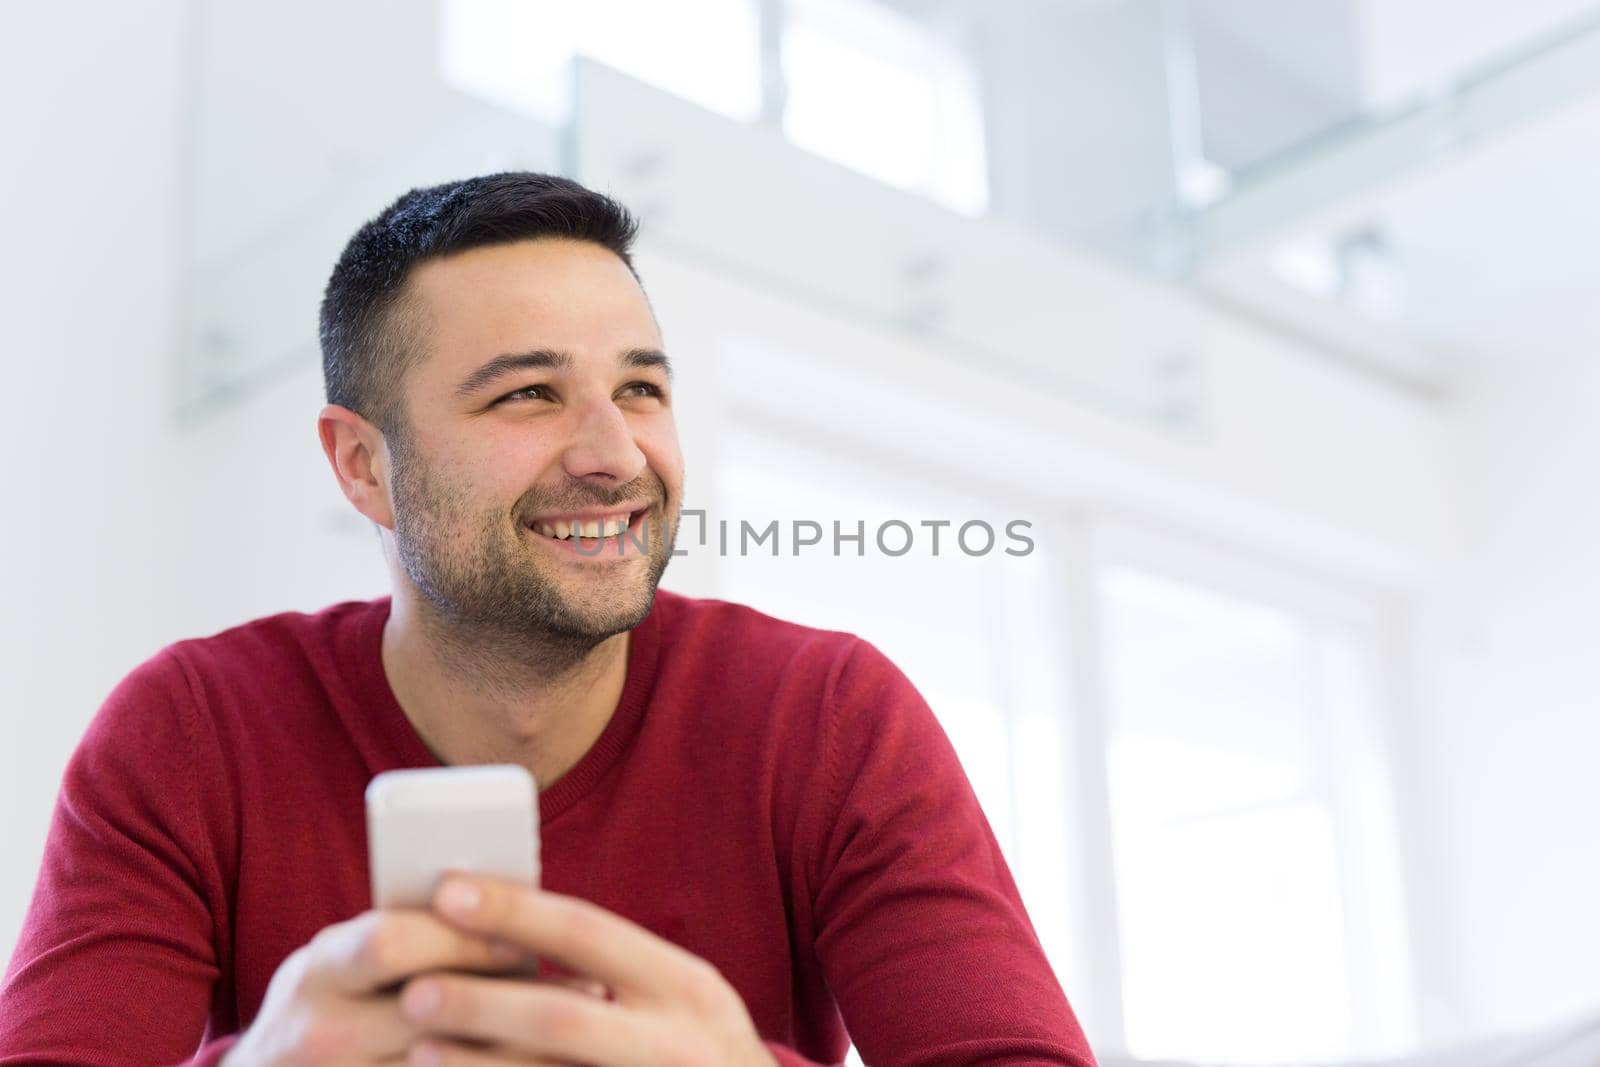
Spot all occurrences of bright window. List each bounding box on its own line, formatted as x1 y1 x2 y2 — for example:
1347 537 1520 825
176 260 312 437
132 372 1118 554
440 0 763 123
440 0 989 216
781 0 988 215
1099 562 1415 1063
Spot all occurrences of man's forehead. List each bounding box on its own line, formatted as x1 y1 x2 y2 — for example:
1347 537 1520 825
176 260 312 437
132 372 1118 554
409 238 644 307
404 238 660 375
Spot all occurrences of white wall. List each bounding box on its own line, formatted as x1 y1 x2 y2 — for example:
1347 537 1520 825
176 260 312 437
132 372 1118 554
1420 350 1600 1037
0 0 189 954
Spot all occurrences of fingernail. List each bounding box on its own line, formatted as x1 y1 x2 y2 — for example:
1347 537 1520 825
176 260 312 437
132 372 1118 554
438 880 481 918
412 1041 443 1067
489 939 521 963
403 980 441 1020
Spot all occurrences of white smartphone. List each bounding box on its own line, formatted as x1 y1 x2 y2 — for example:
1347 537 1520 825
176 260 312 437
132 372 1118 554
366 764 540 910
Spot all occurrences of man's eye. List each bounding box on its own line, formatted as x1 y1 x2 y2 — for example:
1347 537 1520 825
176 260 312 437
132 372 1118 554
499 384 549 403
622 381 665 399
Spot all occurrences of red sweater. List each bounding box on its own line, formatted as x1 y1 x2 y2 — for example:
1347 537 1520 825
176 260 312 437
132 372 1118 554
0 591 1095 1066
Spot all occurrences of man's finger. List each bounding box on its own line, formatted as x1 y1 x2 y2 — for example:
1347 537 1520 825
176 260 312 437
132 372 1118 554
402 973 652 1066
407 1039 570 1067
287 994 423 1060
430 876 705 1005
309 908 527 995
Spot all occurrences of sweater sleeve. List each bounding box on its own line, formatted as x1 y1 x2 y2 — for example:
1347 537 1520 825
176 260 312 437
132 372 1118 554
799 640 1098 1067
0 649 234 1066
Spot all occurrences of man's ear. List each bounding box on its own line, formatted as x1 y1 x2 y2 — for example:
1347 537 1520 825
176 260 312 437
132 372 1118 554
318 404 396 530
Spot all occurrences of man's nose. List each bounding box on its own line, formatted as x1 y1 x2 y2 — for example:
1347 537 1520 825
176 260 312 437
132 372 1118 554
561 395 647 485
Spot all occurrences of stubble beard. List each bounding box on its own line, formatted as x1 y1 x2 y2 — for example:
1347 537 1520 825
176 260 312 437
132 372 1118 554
387 435 676 680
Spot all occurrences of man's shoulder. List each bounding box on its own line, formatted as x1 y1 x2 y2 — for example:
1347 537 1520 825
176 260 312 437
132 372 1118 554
648 588 909 710
159 596 388 676
82 598 389 772
113 598 390 731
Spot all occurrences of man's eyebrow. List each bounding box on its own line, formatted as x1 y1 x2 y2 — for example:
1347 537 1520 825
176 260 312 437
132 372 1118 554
455 347 674 400
455 349 574 399
623 348 674 381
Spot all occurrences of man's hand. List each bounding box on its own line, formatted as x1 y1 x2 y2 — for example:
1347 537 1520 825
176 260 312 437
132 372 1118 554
220 907 533 1066
399 873 780 1067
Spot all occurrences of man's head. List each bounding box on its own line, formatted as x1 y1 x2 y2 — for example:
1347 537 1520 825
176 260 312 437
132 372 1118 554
317 173 682 651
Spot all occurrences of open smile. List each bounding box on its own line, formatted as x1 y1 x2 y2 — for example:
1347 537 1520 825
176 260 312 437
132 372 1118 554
522 504 654 560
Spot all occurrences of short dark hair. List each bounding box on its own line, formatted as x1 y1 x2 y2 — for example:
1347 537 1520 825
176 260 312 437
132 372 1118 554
318 171 641 436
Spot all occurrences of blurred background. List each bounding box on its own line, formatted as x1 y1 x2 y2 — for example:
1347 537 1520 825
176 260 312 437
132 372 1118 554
3 1 1599 1063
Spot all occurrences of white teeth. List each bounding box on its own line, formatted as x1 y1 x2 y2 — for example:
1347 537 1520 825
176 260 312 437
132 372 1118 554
533 513 634 541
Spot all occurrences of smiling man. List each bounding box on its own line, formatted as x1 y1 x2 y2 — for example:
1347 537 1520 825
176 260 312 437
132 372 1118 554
0 173 1097 1067
341 234 684 793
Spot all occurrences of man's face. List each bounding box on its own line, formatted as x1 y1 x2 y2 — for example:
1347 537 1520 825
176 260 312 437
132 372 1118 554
384 238 683 643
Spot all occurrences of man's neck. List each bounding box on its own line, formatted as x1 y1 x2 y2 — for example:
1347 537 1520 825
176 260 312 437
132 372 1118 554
379 588 631 791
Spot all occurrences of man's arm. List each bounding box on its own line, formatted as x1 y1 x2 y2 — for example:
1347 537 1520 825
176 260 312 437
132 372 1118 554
0 649 238 1066
797 640 1099 1067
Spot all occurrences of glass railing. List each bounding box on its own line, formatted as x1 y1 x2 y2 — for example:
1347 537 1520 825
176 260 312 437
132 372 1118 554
1181 5 1600 267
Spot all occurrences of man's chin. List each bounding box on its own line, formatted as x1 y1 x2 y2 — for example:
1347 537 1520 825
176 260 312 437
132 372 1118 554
545 573 661 636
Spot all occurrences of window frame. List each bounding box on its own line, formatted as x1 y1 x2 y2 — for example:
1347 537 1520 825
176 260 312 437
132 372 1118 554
1081 515 1420 1060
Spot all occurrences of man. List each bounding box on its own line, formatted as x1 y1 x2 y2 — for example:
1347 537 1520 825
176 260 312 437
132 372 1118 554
0 173 1096 1066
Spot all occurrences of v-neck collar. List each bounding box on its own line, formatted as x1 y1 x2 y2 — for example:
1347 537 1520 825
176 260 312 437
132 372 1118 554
340 594 665 825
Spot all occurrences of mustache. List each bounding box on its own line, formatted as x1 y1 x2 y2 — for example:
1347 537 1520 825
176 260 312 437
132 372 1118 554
516 473 668 518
